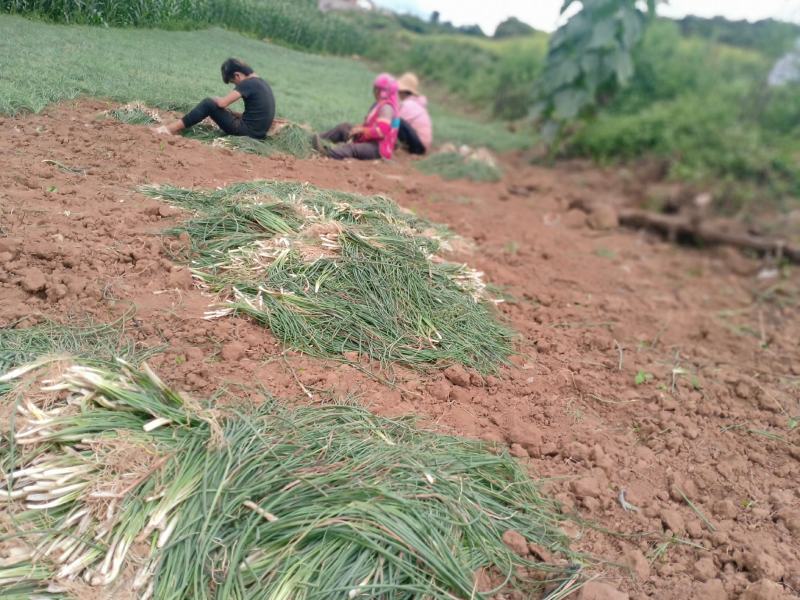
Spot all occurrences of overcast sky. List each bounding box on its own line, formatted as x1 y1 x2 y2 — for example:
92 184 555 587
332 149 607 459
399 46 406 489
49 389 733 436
373 0 800 35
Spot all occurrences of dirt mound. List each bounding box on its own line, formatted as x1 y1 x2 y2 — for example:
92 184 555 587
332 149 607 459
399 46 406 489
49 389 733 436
0 100 798 598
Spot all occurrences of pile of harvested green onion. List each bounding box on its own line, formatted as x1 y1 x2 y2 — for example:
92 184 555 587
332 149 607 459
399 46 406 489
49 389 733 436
1 358 576 599
141 181 512 371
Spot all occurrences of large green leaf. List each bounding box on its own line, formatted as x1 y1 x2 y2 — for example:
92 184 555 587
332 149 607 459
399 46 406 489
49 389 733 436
534 0 653 140
613 51 635 84
588 18 618 50
554 87 590 119
549 60 583 89
620 7 643 48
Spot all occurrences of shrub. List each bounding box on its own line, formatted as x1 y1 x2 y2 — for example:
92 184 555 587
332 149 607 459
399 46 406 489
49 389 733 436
564 21 800 204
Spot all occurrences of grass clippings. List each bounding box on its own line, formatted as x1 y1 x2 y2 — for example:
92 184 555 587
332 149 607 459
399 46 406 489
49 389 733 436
141 180 513 372
0 358 579 599
107 102 162 125
108 103 315 159
183 121 315 159
418 152 503 183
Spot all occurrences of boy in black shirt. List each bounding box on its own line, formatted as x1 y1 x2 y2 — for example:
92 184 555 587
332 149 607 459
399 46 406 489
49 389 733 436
154 58 275 139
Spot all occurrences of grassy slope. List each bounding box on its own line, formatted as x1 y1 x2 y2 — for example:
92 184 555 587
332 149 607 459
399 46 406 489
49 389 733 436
369 28 548 120
0 15 528 150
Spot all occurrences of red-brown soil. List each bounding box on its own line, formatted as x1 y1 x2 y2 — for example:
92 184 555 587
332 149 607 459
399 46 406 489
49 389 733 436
1 100 798 600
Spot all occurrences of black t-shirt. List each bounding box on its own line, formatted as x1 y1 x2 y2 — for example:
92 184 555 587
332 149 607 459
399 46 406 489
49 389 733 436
235 77 275 139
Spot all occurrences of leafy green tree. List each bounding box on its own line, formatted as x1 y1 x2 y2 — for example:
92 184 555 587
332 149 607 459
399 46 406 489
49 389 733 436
533 0 658 140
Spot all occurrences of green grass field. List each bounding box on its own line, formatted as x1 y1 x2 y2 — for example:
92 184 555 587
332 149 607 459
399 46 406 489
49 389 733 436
0 15 529 151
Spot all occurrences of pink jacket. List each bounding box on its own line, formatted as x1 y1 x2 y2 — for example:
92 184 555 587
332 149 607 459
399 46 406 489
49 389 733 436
356 73 400 160
399 96 433 150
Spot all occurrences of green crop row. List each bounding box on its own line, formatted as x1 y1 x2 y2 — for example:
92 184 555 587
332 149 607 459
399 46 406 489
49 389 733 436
0 0 368 55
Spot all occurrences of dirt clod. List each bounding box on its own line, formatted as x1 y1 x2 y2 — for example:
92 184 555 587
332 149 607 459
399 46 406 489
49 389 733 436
220 342 246 362
776 509 800 535
168 267 193 290
696 579 728 600
742 551 785 581
588 205 619 230
506 422 542 455
740 580 790 600
693 557 717 582
158 205 181 217
427 380 451 402
712 499 739 519
0 238 20 255
527 543 553 563
577 581 629 600
621 549 651 580
185 347 204 362
563 208 588 229
46 282 68 302
18 267 47 293
509 443 529 458
502 529 529 556
443 364 470 387
472 567 493 594
571 476 602 499
660 509 686 535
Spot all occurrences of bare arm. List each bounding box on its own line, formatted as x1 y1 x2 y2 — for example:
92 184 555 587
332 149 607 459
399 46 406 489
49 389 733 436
214 90 242 109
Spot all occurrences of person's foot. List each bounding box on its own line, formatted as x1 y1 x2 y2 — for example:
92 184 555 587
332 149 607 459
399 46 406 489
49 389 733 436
151 125 172 135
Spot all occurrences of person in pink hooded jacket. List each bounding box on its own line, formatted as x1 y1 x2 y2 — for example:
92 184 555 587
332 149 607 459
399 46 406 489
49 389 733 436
315 73 400 160
397 73 433 155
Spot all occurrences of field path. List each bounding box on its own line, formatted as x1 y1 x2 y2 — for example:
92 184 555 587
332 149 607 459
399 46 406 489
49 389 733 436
1 100 798 599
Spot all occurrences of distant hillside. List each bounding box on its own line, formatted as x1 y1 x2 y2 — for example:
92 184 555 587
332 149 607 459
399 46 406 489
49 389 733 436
677 15 800 57
494 17 537 39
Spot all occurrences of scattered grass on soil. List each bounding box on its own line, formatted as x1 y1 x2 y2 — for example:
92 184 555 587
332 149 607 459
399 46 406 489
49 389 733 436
0 315 158 396
107 102 162 125
418 152 503 183
184 122 315 159
0 15 529 151
0 358 578 599
108 104 315 158
141 180 513 372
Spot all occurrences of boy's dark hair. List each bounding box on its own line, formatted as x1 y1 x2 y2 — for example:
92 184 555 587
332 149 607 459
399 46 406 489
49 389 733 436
221 58 254 84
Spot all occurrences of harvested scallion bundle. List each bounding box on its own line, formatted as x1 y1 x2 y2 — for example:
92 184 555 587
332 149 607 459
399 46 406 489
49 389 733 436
0 358 579 599
0 315 158 398
107 102 162 125
180 121 316 158
141 181 512 371
106 103 314 158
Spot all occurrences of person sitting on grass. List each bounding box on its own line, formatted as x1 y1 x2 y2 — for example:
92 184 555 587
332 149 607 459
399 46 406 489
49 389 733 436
153 58 275 140
313 73 400 160
397 72 432 155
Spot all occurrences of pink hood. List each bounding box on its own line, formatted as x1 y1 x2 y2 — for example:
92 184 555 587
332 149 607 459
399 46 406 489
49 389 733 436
361 73 400 160
399 95 433 150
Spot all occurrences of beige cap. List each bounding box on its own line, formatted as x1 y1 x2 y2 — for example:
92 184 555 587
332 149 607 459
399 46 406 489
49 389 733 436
397 72 420 96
